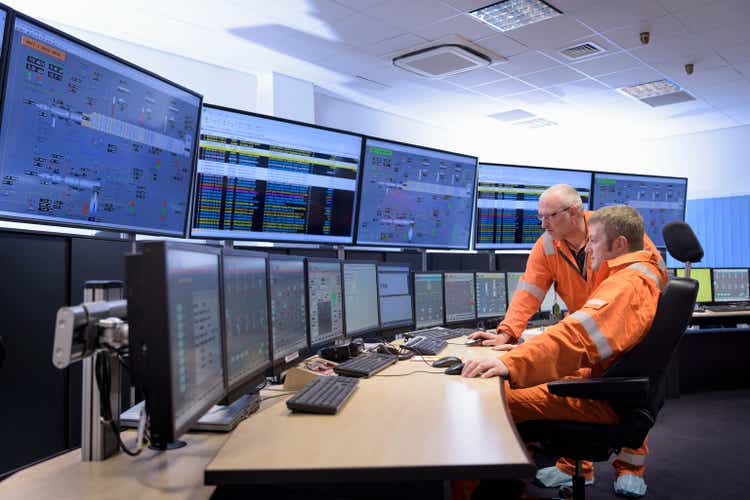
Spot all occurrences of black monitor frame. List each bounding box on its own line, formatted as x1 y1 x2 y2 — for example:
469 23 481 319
376 262 415 330
474 271 508 321
305 257 345 348
0 12 203 238
591 171 688 249
354 135 479 250
126 241 225 448
710 267 750 304
412 271 445 330
342 260 382 338
473 162 594 250
219 248 272 405
190 103 365 245
443 271 477 325
267 254 309 371
0 4 13 134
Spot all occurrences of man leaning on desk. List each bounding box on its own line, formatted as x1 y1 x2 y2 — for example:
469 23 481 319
466 198 666 499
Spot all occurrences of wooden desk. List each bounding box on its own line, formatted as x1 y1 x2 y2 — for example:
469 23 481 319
205 341 534 485
692 309 750 318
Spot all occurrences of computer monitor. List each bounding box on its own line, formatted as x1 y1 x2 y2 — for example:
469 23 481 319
0 15 202 237
306 258 344 347
444 272 476 324
355 137 477 249
711 268 750 303
540 285 567 314
377 263 414 329
126 241 225 448
220 249 271 403
592 173 687 248
190 104 363 244
677 268 712 303
506 272 524 304
268 255 308 366
414 273 444 329
475 164 592 249
475 272 507 319
342 261 380 336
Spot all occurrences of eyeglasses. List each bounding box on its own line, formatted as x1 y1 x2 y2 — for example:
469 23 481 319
536 205 572 222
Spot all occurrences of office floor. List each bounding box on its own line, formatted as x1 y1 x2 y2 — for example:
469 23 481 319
211 389 750 500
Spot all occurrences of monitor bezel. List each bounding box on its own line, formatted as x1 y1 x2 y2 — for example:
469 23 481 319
219 248 273 400
474 271 508 320
354 135 479 250
710 267 750 304
473 162 595 250
189 103 365 245
376 262 415 330
0 12 204 238
591 171 688 249
305 256 346 348
267 254 309 368
342 260 382 338
412 271 445 330
443 271 477 325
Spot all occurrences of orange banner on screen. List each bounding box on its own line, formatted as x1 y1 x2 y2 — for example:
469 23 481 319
22 35 66 62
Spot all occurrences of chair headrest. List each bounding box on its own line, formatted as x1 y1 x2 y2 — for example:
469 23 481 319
662 221 703 263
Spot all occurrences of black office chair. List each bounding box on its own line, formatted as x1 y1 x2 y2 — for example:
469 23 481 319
516 222 703 500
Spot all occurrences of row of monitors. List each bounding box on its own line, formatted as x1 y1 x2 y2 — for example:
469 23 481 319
671 268 750 304
0 6 688 250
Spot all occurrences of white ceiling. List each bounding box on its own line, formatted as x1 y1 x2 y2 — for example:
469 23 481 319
12 0 750 141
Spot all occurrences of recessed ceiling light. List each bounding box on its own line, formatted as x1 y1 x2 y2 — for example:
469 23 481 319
469 0 562 32
619 79 681 99
513 117 557 128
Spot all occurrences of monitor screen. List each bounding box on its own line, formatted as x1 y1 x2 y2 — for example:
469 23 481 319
307 260 344 346
444 272 476 323
414 273 444 329
268 256 307 362
540 285 567 313
221 251 271 391
191 105 362 244
677 268 712 303
475 164 592 249
377 264 414 328
712 268 750 303
506 272 524 304
475 272 507 319
356 137 477 249
343 262 380 336
0 16 201 236
592 173 687 247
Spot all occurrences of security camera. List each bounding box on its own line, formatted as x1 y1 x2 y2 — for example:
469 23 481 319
685 63 694 75
640 32 650 44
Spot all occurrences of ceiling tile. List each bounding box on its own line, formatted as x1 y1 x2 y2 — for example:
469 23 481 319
596 65 665 88
444 67 506 87
414 13 499 41
493 51 563 76
504 90 562 106
656 65 743 94
331 13 405 45
697 79 750 109
363 0 459 30
474 33 528 58
551 0 609 14
630 33 727 68
735 60 750 78
488 109 537 122
600 15 688 50
572 52 641 77
547 78 610 98
332 0 389 11
573 0 669 32
519 66 585 86
655 0 706 14
255 0 358 23
440 0 494 12
474 78 535 97
672 0 750 34
360 33 428 56
505 16 594 50
717 43 750 66
697 22 750 51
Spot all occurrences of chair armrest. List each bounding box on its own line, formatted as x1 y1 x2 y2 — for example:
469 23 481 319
547 377 649 404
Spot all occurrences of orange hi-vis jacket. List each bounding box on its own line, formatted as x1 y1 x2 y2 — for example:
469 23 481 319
501 250 663 388
497 211 667 342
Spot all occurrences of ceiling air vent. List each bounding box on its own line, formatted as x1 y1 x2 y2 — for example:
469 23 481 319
393 44 491 79
559 42 605 61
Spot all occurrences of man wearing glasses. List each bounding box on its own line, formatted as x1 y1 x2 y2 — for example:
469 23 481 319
467 184 667 497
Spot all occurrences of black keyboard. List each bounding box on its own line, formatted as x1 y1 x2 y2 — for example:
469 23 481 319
286 376 359 414
402 335 447 355
449 327 477 337
405 327 459 341
333 353 398 378
704 303 750 313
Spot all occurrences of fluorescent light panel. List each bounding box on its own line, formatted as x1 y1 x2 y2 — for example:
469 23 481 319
620 79 681 99
470 0 562 32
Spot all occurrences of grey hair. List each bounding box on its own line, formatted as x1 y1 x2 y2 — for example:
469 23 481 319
541 184 584 211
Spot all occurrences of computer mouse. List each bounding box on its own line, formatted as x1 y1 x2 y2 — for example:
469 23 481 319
444 362 464 375
433 356 462 368
465 338 483 347
376 344 400 355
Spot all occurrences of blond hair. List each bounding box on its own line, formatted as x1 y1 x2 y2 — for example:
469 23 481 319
589 205 644 251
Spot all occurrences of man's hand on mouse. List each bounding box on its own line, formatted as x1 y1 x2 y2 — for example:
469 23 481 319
468 330 512 347
461 357 509 378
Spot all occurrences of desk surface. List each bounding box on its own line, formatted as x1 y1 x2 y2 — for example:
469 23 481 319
205 341 534 485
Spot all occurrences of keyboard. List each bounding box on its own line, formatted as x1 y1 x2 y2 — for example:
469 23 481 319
333 353 398 378
405 326 460 341
449 327 477 337
402 335 447 355
703 303 750 313
286 376 359 415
